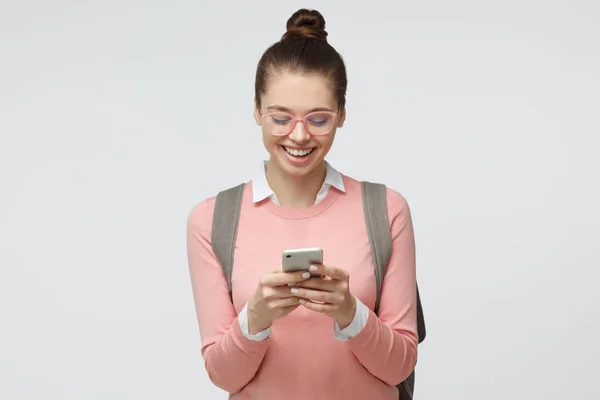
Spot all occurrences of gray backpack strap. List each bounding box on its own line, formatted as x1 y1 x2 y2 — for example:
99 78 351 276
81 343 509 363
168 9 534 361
361 181 392 315
211 183 246 293
361 181 426 342
361 181 426 400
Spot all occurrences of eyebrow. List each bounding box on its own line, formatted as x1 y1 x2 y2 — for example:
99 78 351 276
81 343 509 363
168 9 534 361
266 105 334 113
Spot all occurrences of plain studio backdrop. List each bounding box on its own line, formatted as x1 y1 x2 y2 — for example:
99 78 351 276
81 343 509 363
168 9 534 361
1 0 599 399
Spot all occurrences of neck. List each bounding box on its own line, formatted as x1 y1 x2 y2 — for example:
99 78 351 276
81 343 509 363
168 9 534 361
266 160 326 209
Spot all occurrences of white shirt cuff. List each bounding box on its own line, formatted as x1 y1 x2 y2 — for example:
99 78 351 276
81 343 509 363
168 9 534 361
239 303 271 341
333 296 369 341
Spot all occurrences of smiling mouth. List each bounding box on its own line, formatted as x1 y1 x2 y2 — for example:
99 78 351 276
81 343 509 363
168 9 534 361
282 146 315 157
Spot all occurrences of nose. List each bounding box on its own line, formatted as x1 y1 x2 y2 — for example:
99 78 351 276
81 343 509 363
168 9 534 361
288 120 311 142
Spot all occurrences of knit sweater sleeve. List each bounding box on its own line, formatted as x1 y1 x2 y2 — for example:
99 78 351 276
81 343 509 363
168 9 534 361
346 188 419 386
186 198 268 393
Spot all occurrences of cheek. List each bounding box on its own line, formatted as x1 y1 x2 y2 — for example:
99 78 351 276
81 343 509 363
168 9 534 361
262 130 280 150
315 133 335 151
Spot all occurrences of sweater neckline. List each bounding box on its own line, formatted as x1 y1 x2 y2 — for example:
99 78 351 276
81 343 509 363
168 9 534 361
258 179 343 219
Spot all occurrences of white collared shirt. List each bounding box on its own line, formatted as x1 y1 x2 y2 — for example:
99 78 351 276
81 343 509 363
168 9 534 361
238 160 369 342
251 160 346 204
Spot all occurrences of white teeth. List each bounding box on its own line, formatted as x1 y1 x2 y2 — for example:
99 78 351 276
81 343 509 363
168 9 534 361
284 147 313 157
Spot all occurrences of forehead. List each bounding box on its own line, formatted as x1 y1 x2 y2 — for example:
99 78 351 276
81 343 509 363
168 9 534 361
262 70 336 112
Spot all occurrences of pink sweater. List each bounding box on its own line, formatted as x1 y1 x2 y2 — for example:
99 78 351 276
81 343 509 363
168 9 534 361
186 175 418 400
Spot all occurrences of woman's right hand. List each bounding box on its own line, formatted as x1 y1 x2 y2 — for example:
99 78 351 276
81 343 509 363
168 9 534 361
247 268 311 334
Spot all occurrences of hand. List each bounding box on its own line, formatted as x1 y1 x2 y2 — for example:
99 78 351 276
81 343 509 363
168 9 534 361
247 268 312 334
290 264 357 330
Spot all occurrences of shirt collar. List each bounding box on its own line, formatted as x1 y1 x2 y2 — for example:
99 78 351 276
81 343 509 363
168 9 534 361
251 160 345 203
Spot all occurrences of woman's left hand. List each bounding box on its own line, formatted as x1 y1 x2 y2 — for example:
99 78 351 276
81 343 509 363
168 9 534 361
290 264 356 329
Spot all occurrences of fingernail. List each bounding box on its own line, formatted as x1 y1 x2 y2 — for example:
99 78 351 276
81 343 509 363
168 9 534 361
310 265 318 272
299 299 305 304
302 272 310 279
287 282 296 286
291 288 299 294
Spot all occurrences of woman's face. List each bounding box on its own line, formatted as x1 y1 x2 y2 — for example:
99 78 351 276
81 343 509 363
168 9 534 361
254 71 345 180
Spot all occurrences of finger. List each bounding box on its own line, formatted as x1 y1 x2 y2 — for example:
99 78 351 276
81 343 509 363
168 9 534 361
280 304 301 313
287 274 325 287
290 287 345 305
293 277 337 292
299 299 338 313
261 270 311 287
270 297 304 309
309 264 349 281
263 286 303 299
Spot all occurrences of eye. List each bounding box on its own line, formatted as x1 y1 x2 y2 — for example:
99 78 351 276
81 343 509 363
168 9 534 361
308 118 326 126
269 113 291 125
307 113 332 126
272 117 291 125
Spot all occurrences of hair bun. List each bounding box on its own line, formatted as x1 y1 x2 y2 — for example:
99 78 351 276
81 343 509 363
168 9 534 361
282 9 328 41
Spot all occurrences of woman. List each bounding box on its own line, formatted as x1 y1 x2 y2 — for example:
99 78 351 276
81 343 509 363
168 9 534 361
186 8 418 400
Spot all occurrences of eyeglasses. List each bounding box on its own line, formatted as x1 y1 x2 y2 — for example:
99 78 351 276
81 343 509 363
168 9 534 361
259 110 338 136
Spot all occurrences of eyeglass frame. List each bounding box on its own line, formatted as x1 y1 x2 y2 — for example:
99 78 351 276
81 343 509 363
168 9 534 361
258 109 340 136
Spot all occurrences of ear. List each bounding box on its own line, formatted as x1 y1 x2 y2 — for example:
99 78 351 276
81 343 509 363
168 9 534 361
253 97 261 125
337 106 346 128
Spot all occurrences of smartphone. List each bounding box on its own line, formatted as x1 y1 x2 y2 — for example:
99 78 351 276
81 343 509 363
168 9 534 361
282 247 323 275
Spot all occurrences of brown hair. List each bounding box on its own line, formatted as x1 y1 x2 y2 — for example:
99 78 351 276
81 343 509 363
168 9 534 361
254 9 347 111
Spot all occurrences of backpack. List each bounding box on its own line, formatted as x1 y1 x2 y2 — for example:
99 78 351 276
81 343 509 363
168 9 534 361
211 181 426 399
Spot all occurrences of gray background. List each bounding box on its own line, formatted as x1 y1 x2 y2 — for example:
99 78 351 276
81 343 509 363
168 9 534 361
1 0 599 399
